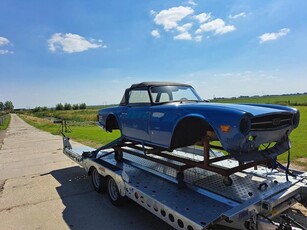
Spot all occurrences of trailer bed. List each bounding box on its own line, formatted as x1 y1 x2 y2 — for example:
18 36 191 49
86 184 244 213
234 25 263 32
63 138 307 229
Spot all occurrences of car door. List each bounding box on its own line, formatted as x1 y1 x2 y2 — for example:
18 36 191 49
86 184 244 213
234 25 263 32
120 88 151 142
150 106 176 148
149 90 175 148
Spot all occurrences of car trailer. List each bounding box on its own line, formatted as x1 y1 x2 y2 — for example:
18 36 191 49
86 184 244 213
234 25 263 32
62 135 307 230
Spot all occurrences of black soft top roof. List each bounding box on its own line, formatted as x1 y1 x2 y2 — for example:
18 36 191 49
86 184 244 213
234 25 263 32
129 82 192 89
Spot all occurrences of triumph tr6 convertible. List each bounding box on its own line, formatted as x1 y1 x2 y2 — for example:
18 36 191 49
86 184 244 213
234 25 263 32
97 82 300 184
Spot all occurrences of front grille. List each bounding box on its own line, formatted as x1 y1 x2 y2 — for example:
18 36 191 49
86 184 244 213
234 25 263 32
250 113 292 131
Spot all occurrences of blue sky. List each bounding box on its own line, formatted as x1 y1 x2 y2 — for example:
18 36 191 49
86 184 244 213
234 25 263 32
0 0 306 108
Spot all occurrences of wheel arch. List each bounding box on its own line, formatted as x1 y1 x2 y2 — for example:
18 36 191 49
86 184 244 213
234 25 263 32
88 166 96 176
170 114 215 150
105 113 120 132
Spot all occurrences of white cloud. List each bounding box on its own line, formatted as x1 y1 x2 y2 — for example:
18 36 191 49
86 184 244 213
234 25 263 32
0 50 13 55
152 5 237 42
151 30 160 38
194 13 211 23
0 36 10 46
196 18 236 35
187 0 197 6
177 23 193 33
154 6 194 31
229 12 246 19
48 33 105 53
174 32 192 40
0 36 13 55
259 28 290 44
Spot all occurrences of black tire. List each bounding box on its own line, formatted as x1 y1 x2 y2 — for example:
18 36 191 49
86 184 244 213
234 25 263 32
107 177 124 206
91 168 106 193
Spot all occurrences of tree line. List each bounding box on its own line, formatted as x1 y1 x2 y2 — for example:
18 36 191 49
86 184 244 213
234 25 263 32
55 103 86 110
0 101 14 113
33 103 87 112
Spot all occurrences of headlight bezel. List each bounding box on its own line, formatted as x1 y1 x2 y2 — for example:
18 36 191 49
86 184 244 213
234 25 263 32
292 111 300 128
240 115 251 135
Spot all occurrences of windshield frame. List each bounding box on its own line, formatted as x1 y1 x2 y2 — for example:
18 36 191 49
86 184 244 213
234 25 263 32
149 85 202 104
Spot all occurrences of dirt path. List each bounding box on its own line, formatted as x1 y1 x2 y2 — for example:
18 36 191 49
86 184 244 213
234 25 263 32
0 114 172 230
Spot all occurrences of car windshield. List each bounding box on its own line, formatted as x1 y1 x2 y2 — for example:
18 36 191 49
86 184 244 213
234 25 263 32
150 85 202 103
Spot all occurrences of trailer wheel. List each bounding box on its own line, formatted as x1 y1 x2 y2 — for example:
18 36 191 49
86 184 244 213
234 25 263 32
91 168 106 193
114 149 123 162
223 176 233 186
107 177 124 206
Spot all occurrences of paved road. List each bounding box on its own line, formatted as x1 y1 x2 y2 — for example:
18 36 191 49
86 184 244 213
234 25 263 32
0 114 172 230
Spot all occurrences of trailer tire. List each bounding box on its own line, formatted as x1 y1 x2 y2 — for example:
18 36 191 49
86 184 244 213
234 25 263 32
91 168 106 193
107 176 124 206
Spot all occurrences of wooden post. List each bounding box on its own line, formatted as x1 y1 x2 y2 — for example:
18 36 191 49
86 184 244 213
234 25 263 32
203 136 210 167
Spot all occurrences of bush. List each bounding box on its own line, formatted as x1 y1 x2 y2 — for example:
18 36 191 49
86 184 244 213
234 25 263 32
56 103 64 110
72 104 79 110
79 103 86 110
33 107 41 112
64 103 72 110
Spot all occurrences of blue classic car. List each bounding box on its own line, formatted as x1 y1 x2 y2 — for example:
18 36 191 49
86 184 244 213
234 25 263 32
97 82 300 162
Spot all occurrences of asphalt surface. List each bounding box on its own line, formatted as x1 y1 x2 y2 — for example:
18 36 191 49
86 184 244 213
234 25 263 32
0 114 172 230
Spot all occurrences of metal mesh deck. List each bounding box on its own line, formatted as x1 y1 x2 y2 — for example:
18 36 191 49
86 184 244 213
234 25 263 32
123 149 288 203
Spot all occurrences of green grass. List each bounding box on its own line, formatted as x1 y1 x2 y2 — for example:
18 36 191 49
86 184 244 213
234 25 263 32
278 106 307 163
0 114 11 130
19 114 120 148
22 109 101 122
212 94 307 106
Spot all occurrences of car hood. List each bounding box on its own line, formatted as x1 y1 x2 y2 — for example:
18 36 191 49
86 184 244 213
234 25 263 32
172 102 293 117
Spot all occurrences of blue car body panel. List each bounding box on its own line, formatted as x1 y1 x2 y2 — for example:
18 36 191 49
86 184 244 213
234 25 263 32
97 82 299 161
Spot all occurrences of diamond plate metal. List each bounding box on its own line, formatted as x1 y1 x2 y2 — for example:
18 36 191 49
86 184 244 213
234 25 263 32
122 149 290 203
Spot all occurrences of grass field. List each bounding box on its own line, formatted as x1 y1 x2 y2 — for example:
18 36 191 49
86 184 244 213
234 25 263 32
279 106 307 164
19 114 120 148
212 94 307 106
0 114 11 130
19 101 307 169
28 109 103 122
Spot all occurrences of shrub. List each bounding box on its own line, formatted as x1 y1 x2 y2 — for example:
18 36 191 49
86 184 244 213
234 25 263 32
56 103 64 110
72 104 79 110
64 103 72 110
79 103 86 110
33 107 41 112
